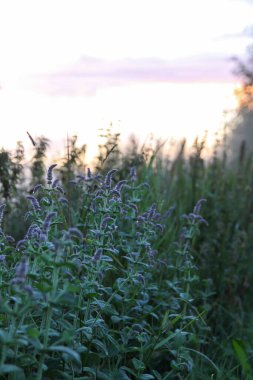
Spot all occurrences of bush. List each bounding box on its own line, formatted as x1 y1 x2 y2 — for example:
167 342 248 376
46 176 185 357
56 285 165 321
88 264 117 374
0 165 210 379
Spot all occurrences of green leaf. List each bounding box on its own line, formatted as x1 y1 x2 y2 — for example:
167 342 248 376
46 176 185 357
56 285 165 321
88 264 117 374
232 339 252 376
27 327 40 339
186 347 220 373
111 315 122 323
138 375 155 380
47 345 80 362
92 339 108 356
132 358 145 371
151 370 162 380
0 329 8 343
82 367 97 376
0 364 23 374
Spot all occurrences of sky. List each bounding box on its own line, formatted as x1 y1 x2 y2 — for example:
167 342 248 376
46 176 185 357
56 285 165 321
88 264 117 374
0 0 252 162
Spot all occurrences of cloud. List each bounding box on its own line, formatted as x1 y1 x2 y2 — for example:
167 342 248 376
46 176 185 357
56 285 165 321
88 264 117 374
28 54 236 96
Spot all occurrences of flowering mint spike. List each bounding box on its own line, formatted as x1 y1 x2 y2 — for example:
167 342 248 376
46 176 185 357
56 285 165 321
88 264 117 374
115 180 127 192
189 213 208 226
92 248 102 262
193 199 207 215
55 185 64 194
23 284 34 297
16 239 28 250
12 257 29 284
52 179 60 188
148 204 157 219
59 197 68 205
104 169 117 188
47 164 57 185
101 215 114 229
0 204 6 228
43 212 57 234
68 227 83 239
26 223 40 239
26 195 41 212
32 184 43 194
130 167 137 182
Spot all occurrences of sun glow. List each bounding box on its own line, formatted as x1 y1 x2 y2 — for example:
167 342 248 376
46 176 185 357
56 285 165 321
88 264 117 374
0 82 238 163
0 0 249 162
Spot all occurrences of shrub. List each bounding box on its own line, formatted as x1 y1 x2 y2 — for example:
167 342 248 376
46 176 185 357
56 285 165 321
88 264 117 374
0 165 209 379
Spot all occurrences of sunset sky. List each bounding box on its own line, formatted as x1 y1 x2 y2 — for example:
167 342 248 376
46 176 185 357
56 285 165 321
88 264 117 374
0 0 252 161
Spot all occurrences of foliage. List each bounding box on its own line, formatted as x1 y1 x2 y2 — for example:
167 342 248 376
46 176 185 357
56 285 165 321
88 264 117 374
0 130 252 378
0 165 208 379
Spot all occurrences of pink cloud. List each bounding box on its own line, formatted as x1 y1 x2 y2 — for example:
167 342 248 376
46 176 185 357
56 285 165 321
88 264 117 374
29 54 236 96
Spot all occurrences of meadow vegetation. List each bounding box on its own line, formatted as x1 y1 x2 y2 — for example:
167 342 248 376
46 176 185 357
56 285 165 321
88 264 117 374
0 129 252 379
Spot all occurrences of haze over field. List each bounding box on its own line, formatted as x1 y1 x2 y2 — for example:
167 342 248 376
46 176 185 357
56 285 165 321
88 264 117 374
0 0 252 160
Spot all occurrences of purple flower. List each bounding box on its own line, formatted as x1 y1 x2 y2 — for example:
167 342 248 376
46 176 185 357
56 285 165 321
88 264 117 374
23 284 34 297
59 197 68 205
130 167 137 183
193 199 207 214
16 239 27 250
55 186 64 194
26 223 41 239
12 257 29 284
52 179 60 188
0 204 6 226
43 212 57 233
104 169 117 188
156 223 164 232
148 204 157 219
92 248 103 262
26 195 41 212
68 227 83 239
111 189 121 198
115 180 127 192
47 164 57 185
32 184 43 194
188 213 208 226
101 216 114 229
